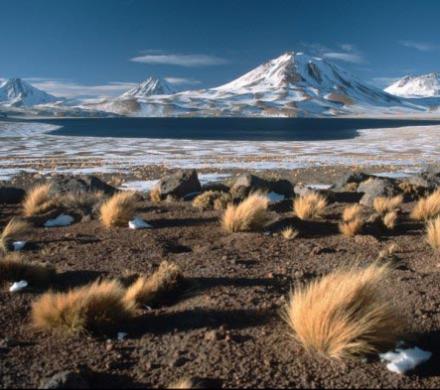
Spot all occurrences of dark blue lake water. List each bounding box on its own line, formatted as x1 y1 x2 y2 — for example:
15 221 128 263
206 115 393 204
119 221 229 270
28 117 440 141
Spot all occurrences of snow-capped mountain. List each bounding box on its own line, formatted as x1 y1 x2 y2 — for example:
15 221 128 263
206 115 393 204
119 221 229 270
105 52 418 117
120 77 174 99
0 78 58 107
385 73 440 98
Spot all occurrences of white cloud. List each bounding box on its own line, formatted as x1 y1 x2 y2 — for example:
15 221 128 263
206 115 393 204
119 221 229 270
399 40 440 52
130 53 229 67
25 78 137 98
164 77 201 86
322 52 364 64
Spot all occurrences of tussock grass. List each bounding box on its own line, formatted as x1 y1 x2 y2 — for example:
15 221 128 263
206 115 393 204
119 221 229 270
192 191 231 210
293 192 327 220
383 211 398 230
281 226 299 240
378 242 399 260
99 191 137 228
221 193 270 232
169 378 199 389
0 253 55 287
373 195 403 216
282 263 403 360
22 183 57 217
410 190 440 221
149 186 162 203
339 204 364 237
32 279 134 334
0 218 31 253
124 261 183 308
426 216 440 250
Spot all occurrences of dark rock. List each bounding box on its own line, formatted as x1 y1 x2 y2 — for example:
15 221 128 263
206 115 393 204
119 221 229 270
39 370 89 389
230 174 294 199
47 175 116 196
357 178 398 206
0 186 25 204
334 172 371 191
159 170 201 199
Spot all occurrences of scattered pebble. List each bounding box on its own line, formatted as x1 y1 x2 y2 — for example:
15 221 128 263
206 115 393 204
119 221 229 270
9 280 28 293
380 346 432 374
117 332 128 341
129 217 152 230
12 241 26 251
44 214 74 228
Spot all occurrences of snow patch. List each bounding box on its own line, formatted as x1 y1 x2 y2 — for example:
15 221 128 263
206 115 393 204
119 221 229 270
129 217 152 230
268 192 285 203
380 346 432 374
9 280 28 293
13 241 26 251
44 214 74 228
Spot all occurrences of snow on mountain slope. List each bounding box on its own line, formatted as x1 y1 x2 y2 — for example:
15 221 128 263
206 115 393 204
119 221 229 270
0 78 58 107
120 77 174 99
385 73 440 98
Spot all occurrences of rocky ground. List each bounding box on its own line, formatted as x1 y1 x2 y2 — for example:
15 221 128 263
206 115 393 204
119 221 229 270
1 168 440 389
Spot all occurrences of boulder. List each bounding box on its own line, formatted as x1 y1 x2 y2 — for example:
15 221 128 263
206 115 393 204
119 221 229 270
334 172 371 191
39 370 89 389
159 169 201 199
230 174 294 200
0 186 25 204
357 178 398 206
47 176 116 196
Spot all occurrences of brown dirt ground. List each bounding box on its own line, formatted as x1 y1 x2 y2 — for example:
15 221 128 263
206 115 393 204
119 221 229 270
1 187 440 388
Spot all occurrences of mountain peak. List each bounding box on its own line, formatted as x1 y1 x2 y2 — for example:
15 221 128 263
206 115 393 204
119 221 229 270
120 76 174 99
0 78 58 107
385 72 440 97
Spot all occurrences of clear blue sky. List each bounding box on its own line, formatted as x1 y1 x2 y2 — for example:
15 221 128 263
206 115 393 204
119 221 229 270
1 0 440 98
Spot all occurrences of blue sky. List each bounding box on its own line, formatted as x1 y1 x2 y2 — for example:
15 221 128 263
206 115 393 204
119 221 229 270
1 0 440 98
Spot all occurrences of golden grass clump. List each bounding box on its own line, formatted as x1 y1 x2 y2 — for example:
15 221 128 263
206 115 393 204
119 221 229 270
0 218 31 253
169 378 200 389
281 226 299 240
99 191 137 228
149 186 162 203
124 261 183 308
22 183 57 217
378 242 399 259
383 211 398 230
221 193 270 232
31 279 134 334
192 191 231 210
293 192 327 220
0 253 55 287
410 190 440 221
282 263 403 360
426 216 440 250
373 195 403 216
339 204 364 237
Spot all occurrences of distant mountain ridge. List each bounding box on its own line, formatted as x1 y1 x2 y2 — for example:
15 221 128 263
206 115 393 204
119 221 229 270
119 76 175 99
385 73 440 98
0 78 58 107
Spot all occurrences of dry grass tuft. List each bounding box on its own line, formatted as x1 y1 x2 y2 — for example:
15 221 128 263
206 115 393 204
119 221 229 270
149 186 162 203
377 242 400 260
32 279 134 334
339 204 364 237
293 192 327 220
281 226 299 240
99 191 137 228
426 216 440 250
373 195 403 216
192 191 231 210
410 190 440 221
282 263 403 360
0 218 31 253
0 253 55 287
22 183 58 217
221 193 270 233
383 211 398 230
169 377 200 389
124 261 183 308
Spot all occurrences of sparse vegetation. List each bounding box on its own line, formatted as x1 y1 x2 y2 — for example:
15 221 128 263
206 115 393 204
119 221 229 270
99 191 137 228
124 261 183 308
281 226 299 240
383 211 398 230
22 183 57 217
149 186 162 203
282 263 403 360
0 253 55 287
192 190 231 210
339 204 364 236
426 216 440 250
0 218 30 253
169 377 200 389
221 193 270 232
373 195 403 216
293 192 327 220
410 190 440 221
31 279 134 334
